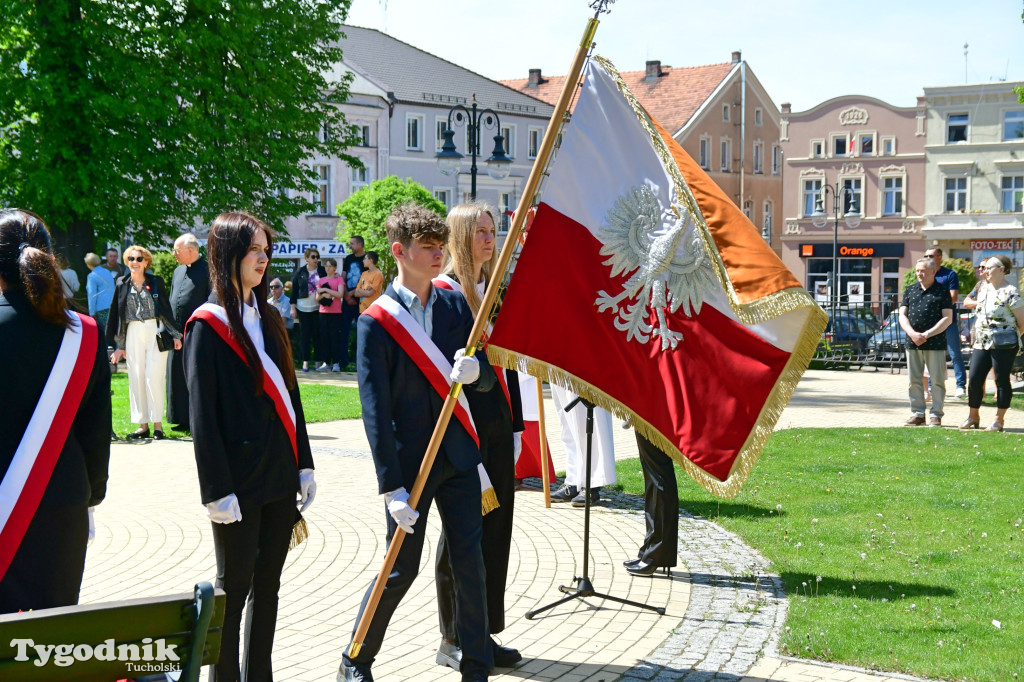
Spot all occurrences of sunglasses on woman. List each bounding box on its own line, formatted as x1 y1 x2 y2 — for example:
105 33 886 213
308 254 319 260
126 256 145 262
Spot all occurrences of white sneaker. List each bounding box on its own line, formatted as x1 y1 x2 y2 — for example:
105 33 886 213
315 362 330 372
954 387 966 399
332 363 341 372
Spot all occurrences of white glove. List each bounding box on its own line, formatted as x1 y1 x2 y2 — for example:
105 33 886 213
512 431 523 464
206 493 243 524
298 468 316 512
450 349 480 385
88 506 96 544
384 487 419 534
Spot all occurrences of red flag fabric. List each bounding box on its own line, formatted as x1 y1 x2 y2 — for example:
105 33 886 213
487 57 827 498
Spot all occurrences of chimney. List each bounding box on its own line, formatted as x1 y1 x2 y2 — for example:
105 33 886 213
645 60 662 81
528 68 543 87
731 50 742 64
781 103 791 114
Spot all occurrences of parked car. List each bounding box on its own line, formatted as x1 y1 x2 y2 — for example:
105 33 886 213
824 313 876 354
866 311 906 364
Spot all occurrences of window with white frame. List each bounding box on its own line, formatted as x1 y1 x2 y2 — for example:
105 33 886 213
699 137 710 169
803 179 822 217
944 177 967 212
841 177 862 214
743 200 753 219
946 113 968 144
350 166 369 193
771 145 781 175
754 108 763 126
435 118 448 152
361 125 371 147
312 165 330 215
499 192 513 231
1003 110 1024 141
860 133 874 156
1001 176 1023 212
406 114 424 150
881 136 895 156
762 200 773 240
720 139 731 172
882 176 903 216
811 140 824 158
831 134 848 157
722 104 730 122
753 141 763 173
528 127 543 159
500 125 515 158
433 188 452 209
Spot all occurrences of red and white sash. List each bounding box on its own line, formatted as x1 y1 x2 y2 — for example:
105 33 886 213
0 313 98 582
431 275 512 409
188 303 298 464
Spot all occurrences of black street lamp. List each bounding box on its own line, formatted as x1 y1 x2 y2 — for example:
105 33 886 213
435 94 512 201
810 184 862 326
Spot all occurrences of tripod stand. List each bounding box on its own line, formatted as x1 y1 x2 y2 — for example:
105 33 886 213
525 395 665 619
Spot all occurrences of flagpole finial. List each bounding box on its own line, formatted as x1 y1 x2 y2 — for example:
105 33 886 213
588 0 615 16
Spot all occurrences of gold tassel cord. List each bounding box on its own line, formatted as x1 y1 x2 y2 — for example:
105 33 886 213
289 517 309 551
481 487 500 515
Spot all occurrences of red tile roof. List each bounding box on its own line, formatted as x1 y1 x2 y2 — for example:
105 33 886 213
501 61 736 134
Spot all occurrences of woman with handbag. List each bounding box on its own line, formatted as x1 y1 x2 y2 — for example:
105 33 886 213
960 255 1024 431
106 245 181 440
288 247 326 372
314 257 346 372
185 211 315 681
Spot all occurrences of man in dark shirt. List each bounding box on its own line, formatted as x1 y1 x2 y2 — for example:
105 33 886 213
339 235 367 368
899 257 953 426
926 247 966 398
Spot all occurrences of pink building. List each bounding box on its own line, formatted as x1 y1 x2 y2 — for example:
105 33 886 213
780 96 926 312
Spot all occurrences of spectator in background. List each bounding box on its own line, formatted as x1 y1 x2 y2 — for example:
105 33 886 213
339 235 366 367
268 278 293 330
58 254 80 298
315 257 346 372
926 247 966 398
289 248 326 372
898 257 953 427
84 252 115 331
354 250 383 313
166 233 210 432
102 247 127 278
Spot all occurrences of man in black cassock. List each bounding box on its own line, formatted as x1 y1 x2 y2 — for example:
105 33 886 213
167 233 210 431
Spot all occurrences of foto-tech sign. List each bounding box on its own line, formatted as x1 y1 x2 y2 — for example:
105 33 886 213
799 243 905 258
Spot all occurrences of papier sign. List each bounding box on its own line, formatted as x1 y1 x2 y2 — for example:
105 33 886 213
272 240 349 258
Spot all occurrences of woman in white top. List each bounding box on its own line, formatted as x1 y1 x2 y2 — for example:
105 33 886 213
960 255 1024 431
288 248 326 372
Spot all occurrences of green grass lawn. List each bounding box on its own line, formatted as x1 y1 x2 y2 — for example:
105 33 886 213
613 428 1024 682
110 373 360 438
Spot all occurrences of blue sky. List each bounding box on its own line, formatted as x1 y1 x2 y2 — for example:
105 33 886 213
346 0 1024 111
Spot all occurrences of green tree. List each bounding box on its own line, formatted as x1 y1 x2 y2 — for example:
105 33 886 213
0 0 360 286
336 176 447 281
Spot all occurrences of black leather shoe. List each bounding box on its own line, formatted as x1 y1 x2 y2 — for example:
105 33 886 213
626 560 660 576
126 428 150 440
337 661 373 682
436 639 462 672
491 638 522 667
153 429 165 440
623 557 642 567
550 483 578 502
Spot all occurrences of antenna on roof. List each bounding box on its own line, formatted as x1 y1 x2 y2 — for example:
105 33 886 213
963 42 968 84
379 0 388 33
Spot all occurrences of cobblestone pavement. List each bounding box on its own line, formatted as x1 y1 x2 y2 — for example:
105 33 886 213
79 369 959 681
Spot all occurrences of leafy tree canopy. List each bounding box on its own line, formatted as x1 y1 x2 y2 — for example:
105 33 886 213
0 0 360 284
336 176 447 281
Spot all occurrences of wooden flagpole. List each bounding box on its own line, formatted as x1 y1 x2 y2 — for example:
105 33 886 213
537 380 551 507
346 9 605 660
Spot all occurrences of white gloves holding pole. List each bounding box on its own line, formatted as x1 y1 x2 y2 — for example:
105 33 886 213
385 487 419 534
450 349 480 385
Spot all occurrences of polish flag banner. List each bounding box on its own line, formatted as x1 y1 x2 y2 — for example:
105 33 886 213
487 57 827 498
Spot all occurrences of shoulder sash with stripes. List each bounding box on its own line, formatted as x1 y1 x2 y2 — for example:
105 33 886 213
0 312 99 582
187 303 298 464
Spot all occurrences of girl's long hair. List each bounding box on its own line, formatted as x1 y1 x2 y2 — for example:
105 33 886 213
207 211 295 392
0 209 71 328
442 201 499 315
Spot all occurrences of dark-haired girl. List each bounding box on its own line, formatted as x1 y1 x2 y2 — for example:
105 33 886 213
0 209 110 614
185 211 316 681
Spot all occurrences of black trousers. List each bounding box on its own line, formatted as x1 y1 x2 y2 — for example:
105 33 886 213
210 495 295 682
968 345 1018 410
318 312 343 366
166 346 189 426
436 418 515 638
339 301 359 366
0 504 88 614
344 459 492 676
635 432 678 567
295 310 319 366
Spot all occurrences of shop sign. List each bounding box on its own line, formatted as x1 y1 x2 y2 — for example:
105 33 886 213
799 243 904 258
272 240 348 259
969 239 1021 251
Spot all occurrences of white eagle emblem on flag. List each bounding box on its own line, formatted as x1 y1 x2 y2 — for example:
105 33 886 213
595 185 716 350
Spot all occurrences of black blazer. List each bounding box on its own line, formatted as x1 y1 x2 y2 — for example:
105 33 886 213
357 285 496 494
288 264 328 305
184 295 314 506
105 273 178 349
0 292 110 512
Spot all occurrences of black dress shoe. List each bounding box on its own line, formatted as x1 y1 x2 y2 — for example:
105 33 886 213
626 560 661 577
436 639 462 672
337 661 373 682
491 638 522 667
153 429 165 440
126 428 150 440
623 557 642 567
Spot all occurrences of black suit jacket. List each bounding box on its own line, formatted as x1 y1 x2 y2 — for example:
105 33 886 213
0 293 110 512
357 285 496 494
184 295 314 506
105 273 178 349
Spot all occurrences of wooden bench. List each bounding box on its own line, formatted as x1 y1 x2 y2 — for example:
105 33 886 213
0 582 224 681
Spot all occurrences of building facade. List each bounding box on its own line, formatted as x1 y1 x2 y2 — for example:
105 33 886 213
921 82 1024 274
780 96 927 311
502 51 784 255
